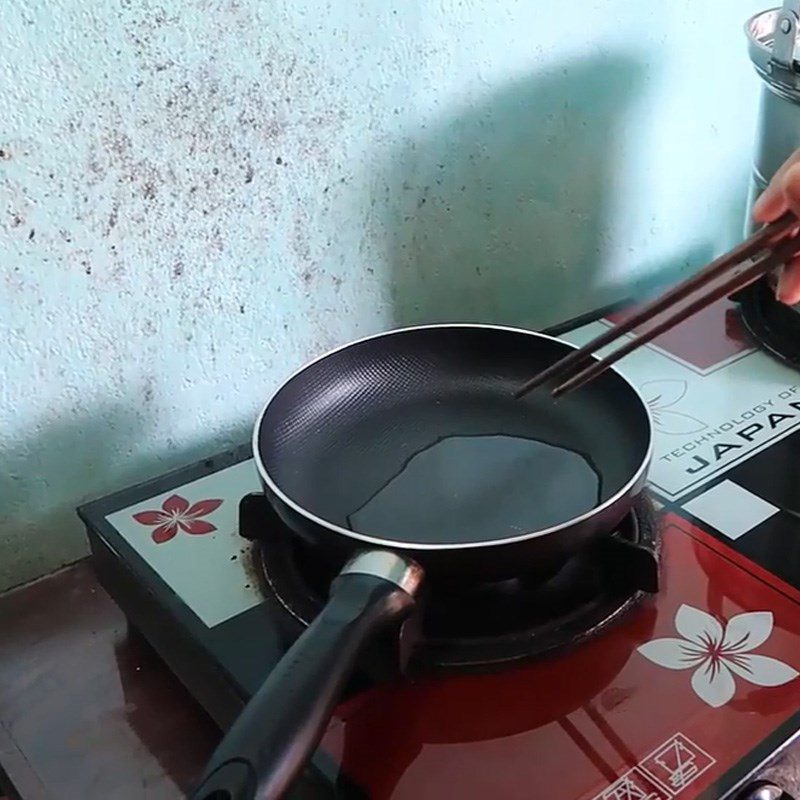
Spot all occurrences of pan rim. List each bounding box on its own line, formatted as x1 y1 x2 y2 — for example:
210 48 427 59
251 323 654 551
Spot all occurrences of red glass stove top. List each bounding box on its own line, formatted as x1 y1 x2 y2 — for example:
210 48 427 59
322 515 800 799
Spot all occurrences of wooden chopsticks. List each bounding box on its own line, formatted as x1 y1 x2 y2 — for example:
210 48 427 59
515 211 800 400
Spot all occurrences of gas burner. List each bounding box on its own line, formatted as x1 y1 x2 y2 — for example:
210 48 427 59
239 494 660 674
735 279 800 368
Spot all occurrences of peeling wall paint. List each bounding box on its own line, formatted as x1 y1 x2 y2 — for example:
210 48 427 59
1 0 766 588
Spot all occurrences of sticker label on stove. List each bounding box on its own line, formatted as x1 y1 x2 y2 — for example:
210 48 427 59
595 769 667 800
105 459 264 627
639 735 715 795
591 734 714 799
563 319 800 500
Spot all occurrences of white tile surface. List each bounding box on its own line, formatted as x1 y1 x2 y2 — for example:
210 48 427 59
683 480 779 540
106 459 263 627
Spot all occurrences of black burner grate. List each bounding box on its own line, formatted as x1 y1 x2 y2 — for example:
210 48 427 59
736 279 800 368
239 494 660 674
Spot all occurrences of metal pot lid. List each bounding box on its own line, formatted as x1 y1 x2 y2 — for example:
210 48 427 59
747 4 800 97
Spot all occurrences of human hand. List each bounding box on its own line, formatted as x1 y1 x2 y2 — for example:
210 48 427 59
753 150 800 305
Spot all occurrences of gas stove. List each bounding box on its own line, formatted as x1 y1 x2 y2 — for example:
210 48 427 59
79 299 800 800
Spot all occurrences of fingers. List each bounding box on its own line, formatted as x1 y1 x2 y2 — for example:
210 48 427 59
752 150 800 305
753 150 800 222
780 211 800 306
777 255 800 305
753 181 788 223
784 163 800 219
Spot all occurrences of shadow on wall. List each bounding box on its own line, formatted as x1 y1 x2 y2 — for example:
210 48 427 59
384 54 648 330
0 403 249 589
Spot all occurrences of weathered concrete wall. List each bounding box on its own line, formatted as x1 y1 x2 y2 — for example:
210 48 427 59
1 0 765 588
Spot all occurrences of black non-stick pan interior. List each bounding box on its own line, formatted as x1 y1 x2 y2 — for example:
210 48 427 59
259 326 651 545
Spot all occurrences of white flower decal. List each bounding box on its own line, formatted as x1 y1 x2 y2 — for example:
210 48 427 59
637 604 798 708
642 379 707 435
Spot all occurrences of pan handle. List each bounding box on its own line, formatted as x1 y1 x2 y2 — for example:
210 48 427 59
189 551 423 800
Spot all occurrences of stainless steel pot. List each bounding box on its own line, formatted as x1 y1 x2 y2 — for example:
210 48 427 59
746 1 800 234
743 2 800 305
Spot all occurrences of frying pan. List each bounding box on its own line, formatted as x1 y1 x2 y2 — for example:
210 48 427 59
190 324 652 800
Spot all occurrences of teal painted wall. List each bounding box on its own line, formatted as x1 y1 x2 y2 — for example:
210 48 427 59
1 0 768 588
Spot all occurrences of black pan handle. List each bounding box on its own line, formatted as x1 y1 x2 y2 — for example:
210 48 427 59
189 550 423 800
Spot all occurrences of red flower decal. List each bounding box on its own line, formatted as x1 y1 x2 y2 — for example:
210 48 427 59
132 494 223 544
